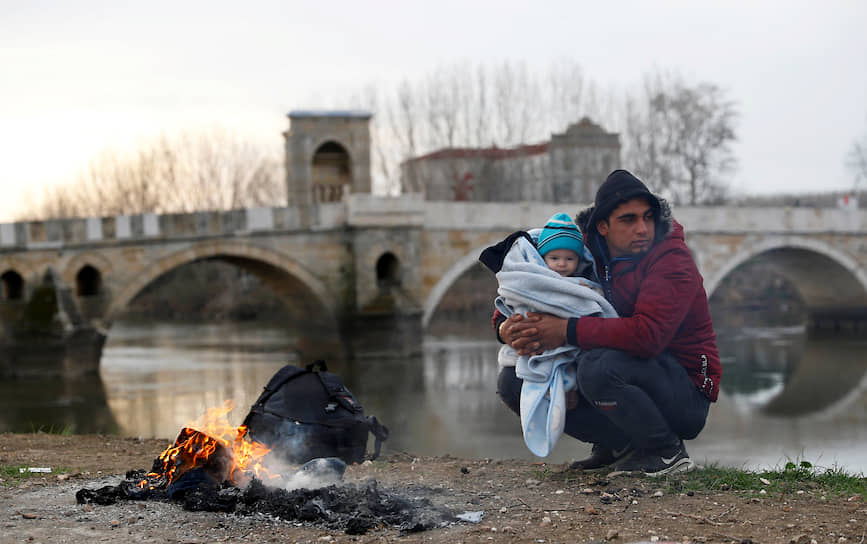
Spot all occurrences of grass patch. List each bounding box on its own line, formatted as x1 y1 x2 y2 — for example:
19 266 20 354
550 458 866 498
0 465 70 487
662 460 867 498
27 424 76 436
530 464 555 481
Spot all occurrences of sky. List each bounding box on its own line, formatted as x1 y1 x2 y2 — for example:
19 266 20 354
1 0 866 222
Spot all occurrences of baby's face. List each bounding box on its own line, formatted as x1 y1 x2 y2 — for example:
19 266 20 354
543 249 580 277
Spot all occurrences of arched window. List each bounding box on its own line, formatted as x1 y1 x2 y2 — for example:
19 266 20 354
1 270 24 300
76 265 102 296
375 252 400 288
312 141 351 202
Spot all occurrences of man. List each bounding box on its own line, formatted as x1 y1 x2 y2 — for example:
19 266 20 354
495 169 721 476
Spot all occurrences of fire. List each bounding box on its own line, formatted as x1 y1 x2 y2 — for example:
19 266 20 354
140 400 276 489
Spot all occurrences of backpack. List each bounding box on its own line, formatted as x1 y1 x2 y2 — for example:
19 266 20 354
242 360 389 465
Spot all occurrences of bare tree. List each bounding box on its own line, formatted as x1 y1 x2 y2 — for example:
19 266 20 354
846 119 867 191
623 70 739 205
342 60 609 196
18 128 284 220
350 62 735 204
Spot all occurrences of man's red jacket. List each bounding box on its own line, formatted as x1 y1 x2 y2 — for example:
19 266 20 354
573 218 721 401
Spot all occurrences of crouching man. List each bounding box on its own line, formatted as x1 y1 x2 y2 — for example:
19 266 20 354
495 169 722 476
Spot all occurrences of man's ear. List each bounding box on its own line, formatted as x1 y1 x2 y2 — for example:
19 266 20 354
596 220 609 237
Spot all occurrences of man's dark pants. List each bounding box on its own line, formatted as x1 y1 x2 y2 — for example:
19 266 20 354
497 348 710 452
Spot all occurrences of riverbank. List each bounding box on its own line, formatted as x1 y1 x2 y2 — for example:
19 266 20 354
1 433 865 543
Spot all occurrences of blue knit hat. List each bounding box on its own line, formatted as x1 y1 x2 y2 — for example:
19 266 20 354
537 213 583 257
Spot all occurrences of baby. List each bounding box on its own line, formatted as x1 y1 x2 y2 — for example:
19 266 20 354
536 212 586 278
534 213 592 412
536 212 603 296
479 212 617 457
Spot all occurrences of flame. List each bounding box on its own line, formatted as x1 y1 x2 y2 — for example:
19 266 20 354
141 400 276 489
232 424 276 480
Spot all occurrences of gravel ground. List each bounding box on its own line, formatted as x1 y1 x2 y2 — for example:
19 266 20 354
2 433 866 543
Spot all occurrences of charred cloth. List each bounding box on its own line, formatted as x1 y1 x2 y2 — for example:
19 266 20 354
76 473 453 534
75 427 456 535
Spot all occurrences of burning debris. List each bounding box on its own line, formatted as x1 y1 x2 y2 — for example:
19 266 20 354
75 401 456 535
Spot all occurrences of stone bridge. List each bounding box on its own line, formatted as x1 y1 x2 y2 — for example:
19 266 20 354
2 194 866 376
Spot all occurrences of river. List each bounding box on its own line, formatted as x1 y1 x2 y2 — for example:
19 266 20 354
2 320 866 474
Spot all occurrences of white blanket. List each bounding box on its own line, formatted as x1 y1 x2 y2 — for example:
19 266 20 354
495 234 617 457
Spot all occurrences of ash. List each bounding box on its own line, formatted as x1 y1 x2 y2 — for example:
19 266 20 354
76 469 456 535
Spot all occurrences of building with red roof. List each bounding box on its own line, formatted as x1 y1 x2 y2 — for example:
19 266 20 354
400 117 620 203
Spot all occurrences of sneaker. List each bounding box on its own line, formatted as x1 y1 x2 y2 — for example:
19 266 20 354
609 441 695 477
568 443 634 472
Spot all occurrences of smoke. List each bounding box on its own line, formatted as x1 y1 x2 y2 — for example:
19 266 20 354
282 458 346 491
270 419 314 460
252 452 345 491
250 421 349 491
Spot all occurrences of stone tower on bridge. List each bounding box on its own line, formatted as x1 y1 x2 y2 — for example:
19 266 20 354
284 110 373 224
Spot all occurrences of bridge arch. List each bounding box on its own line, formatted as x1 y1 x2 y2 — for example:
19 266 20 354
703 236 867 317
705 236 867 419
76 265 102 296
376 251 400 287
1 269 24 300
0 256 38 284
63 251 113 290
422 244 493 329
106 241 337 326
310 136 355 161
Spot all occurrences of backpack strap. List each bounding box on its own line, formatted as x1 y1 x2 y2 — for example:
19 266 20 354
365 415 390 460
309 362 390 459
242 363 308 428
303 360 391 460
311 366 363 414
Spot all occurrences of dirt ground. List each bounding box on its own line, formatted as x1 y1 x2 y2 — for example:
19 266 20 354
1 433 865 544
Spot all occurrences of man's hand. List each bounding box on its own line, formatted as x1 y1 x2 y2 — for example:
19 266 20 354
524 312 568 354
501 312 568 356
499 313 538 348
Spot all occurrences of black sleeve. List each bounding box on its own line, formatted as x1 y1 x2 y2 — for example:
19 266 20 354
478 231 534 273
493 311 508 344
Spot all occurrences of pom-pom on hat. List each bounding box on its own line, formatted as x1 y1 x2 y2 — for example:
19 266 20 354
537 213 583 257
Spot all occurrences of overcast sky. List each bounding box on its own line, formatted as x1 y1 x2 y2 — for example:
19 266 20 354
1 0 866 222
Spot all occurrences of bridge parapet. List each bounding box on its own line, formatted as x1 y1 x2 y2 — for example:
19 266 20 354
423 201 588 230
421 202 867 233
0 205 335 250
346 193 425 227
676 205 866 233
3 202 865 251
0 194 436 251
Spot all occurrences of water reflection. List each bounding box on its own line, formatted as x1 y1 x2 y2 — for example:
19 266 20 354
716 327 867 417
0 374 118 434
717 326 805 405
700 328 867 472
356 338 533 460
97 322 297 439
2 320 867 474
